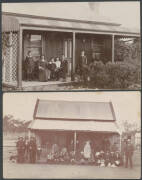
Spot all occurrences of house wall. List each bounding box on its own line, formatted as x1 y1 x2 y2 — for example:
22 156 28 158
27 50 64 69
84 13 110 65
31 130 120 156
75 34 112 66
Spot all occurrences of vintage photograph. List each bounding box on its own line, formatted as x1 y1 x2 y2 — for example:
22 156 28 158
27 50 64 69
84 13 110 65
2 1 141 91
3 92 141 179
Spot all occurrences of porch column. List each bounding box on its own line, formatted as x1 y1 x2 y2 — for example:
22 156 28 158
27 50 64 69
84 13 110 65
112 34 115 63
74 131 77 153
28 129 31 140
119 134 122 152
71 32 76 80
17 28 23 89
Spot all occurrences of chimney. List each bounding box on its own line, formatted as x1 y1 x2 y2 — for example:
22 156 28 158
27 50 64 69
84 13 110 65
88 2 100 15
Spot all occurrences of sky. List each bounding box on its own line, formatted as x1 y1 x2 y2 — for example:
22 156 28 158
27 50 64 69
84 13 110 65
2 1 140 29
3 92 141 128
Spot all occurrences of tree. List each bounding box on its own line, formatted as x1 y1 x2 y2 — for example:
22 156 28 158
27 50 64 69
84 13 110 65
3 114 31 133
121 120 139 134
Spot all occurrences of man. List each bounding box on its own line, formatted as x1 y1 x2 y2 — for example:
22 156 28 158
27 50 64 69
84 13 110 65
28 137 37 163
16 137 25 163
24 136 29 162
77 51 89 83
124 139 134 168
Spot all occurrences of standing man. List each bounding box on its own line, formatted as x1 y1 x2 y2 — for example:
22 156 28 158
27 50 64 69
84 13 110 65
16 137 25 163
77 51 89 83
124 139 134 168
28 137 37 163
24 51 35 81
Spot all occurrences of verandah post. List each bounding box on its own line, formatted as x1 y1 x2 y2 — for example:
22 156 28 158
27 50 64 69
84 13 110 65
71 31 76 81
119 134 122 152
17 28 23 89
112 34 115 63
74 131 77 153
28 129 31 140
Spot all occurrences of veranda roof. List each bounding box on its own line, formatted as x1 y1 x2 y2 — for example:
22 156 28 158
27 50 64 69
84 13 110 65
28 119 121 134
34 99 116 121
2 12 140 36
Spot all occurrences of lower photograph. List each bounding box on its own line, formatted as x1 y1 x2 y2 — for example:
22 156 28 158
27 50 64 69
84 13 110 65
3 92 141 179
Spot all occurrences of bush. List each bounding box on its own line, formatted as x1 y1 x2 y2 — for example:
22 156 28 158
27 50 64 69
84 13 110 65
88 61 141 89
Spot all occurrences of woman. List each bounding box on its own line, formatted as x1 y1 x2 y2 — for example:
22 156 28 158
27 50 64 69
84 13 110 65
54 57 61 80
83 141 92 160
38 55 48 82
60 55 68 81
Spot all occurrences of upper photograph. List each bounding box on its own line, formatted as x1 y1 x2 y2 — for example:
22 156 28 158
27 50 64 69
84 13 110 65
2 1 141 91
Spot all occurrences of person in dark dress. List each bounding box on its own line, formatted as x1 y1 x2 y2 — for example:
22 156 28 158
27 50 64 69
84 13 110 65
33 59 39 80
16 137 25 163
38 55 48 82
60 55 68 81
24 51 35 81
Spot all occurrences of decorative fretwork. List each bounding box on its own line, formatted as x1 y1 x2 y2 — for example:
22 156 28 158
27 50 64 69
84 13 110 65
2 32 18 84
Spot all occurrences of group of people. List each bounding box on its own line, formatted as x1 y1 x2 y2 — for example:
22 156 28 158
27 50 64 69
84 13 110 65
23 51 68 82
16 136 38 163
14 136 134 169
46 140 122 167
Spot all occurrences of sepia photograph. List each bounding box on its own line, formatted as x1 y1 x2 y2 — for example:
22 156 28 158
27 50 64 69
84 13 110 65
2 1 141 91
3 92 141 179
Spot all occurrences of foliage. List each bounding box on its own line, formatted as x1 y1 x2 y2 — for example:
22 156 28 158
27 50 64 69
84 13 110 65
3 114 31 133
114 38 141 62
88 60 141 89
122 120 139 133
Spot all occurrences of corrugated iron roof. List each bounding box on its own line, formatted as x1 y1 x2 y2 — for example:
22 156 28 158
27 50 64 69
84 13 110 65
2 13 140 36
28 119 120 134
34 99 115 121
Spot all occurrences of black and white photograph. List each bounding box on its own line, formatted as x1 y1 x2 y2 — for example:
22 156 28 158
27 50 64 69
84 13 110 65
3 92 141 179
2 1 141 91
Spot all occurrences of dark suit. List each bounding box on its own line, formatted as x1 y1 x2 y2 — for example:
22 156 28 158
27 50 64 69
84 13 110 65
16 139 25 163
125 143 134 168
28 139 37 163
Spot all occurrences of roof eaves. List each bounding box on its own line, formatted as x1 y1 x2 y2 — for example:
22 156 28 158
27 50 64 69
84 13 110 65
2 11 121 27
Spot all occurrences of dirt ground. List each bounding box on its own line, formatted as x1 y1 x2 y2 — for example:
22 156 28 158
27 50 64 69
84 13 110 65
3 144 141 179
3 161 141 179
3 135 141 179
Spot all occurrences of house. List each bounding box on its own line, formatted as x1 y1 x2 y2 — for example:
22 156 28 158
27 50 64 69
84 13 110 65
2 5 140 89
28 99 122 158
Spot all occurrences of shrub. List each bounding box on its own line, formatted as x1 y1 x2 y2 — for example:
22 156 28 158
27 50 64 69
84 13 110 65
88 61 141 89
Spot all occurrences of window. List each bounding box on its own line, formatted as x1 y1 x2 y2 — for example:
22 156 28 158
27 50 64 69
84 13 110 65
92 38 104 60
24 33 42 61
